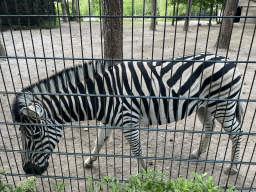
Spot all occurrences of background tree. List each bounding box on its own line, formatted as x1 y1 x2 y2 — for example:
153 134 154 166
149 0 157 30
0 0 56 27
61 0 68 23
193 0 226 24
72 0 76 14
215 0 238 49
102 0 123 66
183 0 192 31
159 0 188 26
76 0 80 22
172 0 177 26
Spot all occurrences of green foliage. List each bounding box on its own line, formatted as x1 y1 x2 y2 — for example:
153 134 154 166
0 167 36 192
0 167 14 192
79 1 90 16
0 167 67 192
123 0 151 16
39 18 60 29
86 169 239 192
193 0 226 9
15 177 37 192
159 0 187 18
61 0 101 17
52 181 68 192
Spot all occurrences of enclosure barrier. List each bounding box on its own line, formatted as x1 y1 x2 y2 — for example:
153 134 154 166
0 0 256 191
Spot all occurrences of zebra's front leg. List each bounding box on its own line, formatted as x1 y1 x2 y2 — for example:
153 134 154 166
85 123 112 168
191 107 216 159
123 125 146 173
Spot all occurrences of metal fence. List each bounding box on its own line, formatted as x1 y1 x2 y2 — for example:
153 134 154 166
0 0 256 191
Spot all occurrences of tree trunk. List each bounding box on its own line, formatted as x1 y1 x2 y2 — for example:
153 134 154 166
72 0 76 14
102 0 123 66
216 4 218 23
149 0 157 30
172 1 176 26
215 0 237 49
208 1 214 26
0 40 5 57
61 0 68 23
183 0 192 31
76 0 79 23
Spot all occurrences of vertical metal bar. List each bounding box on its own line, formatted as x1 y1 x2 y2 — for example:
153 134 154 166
64 0 81 189
57 0 74 190
169 0 181 180
0 97 18 186
83 0 96 186
76 0 89 189
35 0 60 189
191 0 215 177
0 5 24 182
53 2 68 189
240 110 256 188
161 0 170 174
45 3 63 189
1 0 31 187
186 0 205 178
217 2 251 182
234 21 256 190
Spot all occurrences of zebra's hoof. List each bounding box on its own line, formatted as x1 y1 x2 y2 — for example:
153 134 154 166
224 167 238 175
84 161 93 168
190 151 199 159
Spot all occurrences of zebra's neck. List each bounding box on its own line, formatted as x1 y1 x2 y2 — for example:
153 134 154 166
16 61 108 124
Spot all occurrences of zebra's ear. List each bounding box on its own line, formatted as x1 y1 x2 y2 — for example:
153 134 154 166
21 106 40 119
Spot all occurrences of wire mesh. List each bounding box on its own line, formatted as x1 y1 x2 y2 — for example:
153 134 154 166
0 0 256 191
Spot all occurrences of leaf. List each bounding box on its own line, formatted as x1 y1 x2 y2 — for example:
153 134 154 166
202 172 208 178
52 182 58 189
87 177 94 184
86 185 94 191
58 182 68 192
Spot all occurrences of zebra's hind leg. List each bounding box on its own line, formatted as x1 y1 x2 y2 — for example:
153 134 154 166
214 105 243 175
191 107 216 159
84 123 112 168
122 124 146 173
224 132 242 175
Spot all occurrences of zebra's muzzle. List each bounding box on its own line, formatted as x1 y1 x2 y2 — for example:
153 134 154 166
23 161 49 175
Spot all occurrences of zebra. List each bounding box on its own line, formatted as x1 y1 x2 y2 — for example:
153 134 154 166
12 53 244 175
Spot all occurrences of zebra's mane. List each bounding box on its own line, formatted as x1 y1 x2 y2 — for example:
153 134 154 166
25 60 109 93
12 60 109 122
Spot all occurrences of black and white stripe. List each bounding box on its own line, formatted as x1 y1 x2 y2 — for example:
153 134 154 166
12 53 244 175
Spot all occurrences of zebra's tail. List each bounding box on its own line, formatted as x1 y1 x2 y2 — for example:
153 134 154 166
236 96 245 125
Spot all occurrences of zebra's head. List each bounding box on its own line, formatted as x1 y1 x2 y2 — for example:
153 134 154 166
12 94 63 175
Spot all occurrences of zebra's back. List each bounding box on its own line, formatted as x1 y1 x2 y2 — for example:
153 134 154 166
109 53 242 125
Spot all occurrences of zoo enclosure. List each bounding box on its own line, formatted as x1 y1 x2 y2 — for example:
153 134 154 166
0 0 256 191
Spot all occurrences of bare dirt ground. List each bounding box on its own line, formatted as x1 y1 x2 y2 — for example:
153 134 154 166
0 20 256 191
